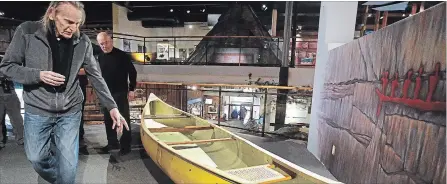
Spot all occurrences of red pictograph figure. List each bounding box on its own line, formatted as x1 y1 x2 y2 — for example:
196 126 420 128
426 63 441 102
414 66 423 99
381 71 389 94
375 62 445 117
402 69 413 99
391 72 399 98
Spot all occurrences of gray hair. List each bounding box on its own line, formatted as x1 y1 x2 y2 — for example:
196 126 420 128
40 1 86 35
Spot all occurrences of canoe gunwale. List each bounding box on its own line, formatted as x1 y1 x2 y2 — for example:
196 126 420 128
141 98 246 183
141 93 342 184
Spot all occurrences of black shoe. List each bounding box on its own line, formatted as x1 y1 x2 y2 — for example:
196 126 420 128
16 138 24 145
119 148 131 156
99 143 120 153
79 146 89 155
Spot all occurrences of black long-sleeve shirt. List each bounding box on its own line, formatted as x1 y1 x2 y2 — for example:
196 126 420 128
97 48 137 94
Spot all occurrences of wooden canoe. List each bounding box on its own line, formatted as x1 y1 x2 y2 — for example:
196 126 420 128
140 93 341 184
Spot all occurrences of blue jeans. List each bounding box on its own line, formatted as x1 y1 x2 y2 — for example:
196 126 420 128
24 111 81 184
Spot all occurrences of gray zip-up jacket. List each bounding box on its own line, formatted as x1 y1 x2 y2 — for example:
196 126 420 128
0 21 117 116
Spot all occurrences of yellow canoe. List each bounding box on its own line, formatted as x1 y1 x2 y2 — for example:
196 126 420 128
140 93 341 184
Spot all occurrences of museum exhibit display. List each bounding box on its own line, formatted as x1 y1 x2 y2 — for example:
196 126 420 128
140 93 339 183
313 3 446 184
0 1 444 183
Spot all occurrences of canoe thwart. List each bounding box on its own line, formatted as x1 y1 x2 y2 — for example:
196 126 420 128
165 137 235 146
149 125 214 133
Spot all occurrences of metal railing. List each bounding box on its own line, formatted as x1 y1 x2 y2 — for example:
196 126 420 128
83 82 312 140
110 32 317 68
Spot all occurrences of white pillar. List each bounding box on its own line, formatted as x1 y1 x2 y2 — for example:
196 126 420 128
112 3 124 49
307 2 358 159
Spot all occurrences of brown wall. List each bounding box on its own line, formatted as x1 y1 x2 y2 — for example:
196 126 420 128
316 3 445 184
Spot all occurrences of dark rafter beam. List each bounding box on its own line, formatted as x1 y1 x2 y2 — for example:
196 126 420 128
81 24 113 29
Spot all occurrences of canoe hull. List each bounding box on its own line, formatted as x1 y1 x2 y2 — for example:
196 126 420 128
140 127 232 183
140 93 342 184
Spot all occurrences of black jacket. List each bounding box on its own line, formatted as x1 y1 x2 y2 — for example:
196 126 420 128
98 48 137 94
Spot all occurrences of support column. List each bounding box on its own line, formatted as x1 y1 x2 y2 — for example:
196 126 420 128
274 1 293 131
290 2 298 68
307 1 358 159
112 3 122 49
360 5 369 36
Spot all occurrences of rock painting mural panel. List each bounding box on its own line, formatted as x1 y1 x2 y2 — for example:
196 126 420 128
316 3 446 184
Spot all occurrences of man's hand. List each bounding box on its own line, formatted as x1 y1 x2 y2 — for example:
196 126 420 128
109 108 130 135
78 68 86 75
128 91 135 101
40 71 65 86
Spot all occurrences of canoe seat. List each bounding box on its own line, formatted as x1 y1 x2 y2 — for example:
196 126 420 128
225 164 291 184
144 119 218 168
144 119 168 128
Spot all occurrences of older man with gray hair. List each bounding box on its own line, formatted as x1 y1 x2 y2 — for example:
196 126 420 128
0 2 128 183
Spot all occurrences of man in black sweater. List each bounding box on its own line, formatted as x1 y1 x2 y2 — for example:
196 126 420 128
96 32 137 155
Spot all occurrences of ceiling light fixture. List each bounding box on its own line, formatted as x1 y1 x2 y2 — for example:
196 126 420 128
170 9 173 12
0 11 4 16
186 10 190 13
368 14 372 17
201 9 205 13
261 4 268 11
380 16 383 19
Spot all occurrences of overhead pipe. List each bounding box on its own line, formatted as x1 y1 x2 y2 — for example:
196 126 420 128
141 21 184 28
127 11 179 22
136 17 178 22
127 10 207 23
271 4 277 36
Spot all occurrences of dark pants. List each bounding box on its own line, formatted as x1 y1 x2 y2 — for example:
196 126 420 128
1 111 6 143
102 92 131 150
79 82 87 140
24 111 82 184
0 92 24 143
